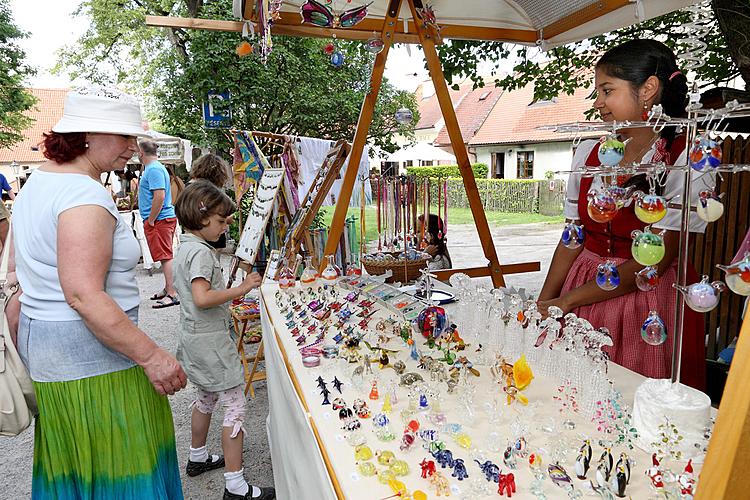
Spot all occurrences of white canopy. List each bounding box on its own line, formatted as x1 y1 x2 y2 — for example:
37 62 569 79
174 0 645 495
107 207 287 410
233 0 699 47
387 141 456 163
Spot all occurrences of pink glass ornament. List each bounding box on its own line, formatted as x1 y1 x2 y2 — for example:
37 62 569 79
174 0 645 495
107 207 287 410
674 275 725 313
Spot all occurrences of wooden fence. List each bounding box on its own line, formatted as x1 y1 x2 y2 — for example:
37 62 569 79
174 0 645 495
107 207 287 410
691 136 750 360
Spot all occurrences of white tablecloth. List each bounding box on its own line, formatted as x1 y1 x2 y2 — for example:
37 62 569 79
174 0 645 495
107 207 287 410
260 282 705 500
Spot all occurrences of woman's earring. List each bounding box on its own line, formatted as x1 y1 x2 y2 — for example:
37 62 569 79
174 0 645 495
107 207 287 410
85 142 89 149
641 102 650 121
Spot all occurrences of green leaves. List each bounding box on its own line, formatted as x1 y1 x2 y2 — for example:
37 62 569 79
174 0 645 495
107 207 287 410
0 0 36 149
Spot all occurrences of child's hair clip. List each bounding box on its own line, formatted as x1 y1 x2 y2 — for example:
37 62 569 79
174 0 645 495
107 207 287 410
199 201 208 212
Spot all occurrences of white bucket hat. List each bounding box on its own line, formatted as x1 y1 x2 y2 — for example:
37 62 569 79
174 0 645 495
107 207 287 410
52 86 150 138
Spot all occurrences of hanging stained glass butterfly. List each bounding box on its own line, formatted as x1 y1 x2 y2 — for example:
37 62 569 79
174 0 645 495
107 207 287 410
300 0 372 28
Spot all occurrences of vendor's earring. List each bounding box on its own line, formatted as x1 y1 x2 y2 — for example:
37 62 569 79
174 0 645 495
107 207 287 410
85 142 89 148
641 102 650 121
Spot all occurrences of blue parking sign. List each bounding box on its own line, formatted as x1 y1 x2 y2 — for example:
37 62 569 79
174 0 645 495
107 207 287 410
203 91 232 128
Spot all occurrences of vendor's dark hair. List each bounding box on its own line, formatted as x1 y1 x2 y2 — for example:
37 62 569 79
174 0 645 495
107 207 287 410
175 179 235 230
191 153 230 188
597 39 688 194
42 132 87 163
424 213 451 266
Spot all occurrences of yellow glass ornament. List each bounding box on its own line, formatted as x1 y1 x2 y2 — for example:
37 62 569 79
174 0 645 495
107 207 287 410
354 445 373 462
454 432 472 449
382 394 392 414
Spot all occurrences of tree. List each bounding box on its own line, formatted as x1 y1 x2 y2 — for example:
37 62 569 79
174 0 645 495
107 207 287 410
436 1 748 103
0 0 36 149
55 0 418 154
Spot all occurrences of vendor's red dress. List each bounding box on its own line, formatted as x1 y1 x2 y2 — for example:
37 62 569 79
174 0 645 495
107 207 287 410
560 138 706 390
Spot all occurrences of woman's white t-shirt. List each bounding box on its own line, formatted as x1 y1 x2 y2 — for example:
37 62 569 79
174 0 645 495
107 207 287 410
13 170 141 321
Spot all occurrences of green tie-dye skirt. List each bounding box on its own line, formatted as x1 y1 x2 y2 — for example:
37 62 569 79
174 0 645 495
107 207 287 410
31 366 183 499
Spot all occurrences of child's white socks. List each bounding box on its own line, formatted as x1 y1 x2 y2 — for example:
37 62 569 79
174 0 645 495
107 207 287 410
225 469 257 496
189 445 209 463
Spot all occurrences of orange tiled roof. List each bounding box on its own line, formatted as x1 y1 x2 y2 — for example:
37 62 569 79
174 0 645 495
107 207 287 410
0 88 68 163
434 82 505 146
469 81 596 145
415 80 474 130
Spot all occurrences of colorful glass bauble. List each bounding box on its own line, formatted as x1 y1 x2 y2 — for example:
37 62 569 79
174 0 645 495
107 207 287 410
716 253 750 296
607 184 634 209
300 256 320 285
641 310 667 346
236 40 253 57
635 266 659 292
323 42 335 55
561 222 585 249
587 190 618 223
675 275 725 313
596 260 620 291
278 260 297 289
688 136 722 171
366 36 384 54
414 305 448 339
631 227 665 266
696 191 724 223
634 193 667 224
358 461 377 476
395 107 413 125
597 135 626 166
331 50 345 67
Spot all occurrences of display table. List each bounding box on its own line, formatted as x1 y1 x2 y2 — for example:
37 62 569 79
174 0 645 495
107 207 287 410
260 282 708 499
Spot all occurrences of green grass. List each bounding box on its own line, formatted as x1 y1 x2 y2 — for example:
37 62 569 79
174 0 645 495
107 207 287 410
318 205 563 244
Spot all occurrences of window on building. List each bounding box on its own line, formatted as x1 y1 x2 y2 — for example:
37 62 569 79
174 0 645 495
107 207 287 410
420 160 434 166
404 160 413 168
493 152 505 179
517 151 534 179
381 161 398 176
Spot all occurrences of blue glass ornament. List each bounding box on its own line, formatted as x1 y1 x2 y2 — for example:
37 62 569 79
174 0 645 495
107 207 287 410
689 136 722 171
561 222 585 250
330 51 345 68
640 310 667 346
395 107 413 125
597 135 626 166
596 261 620 291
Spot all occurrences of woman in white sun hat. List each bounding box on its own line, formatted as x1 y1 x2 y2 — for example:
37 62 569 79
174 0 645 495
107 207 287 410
11 86 186 499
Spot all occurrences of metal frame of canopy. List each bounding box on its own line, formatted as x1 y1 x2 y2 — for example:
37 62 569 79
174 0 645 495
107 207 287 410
145 1 750 498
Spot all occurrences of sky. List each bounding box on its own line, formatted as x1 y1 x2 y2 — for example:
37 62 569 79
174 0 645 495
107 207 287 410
9 0 514 92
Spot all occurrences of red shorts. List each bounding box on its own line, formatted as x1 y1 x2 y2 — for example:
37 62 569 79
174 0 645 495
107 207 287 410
144 217 177 261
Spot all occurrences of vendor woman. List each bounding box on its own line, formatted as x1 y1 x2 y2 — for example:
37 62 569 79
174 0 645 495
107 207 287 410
419 213 452 271
536 39 714 391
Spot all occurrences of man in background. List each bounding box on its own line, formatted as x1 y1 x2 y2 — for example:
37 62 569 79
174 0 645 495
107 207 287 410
138 139 179 308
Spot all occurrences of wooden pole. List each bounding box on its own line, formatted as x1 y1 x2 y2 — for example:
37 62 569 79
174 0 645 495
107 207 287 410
321 0 403 270
694 310 750 499
407 0 506 288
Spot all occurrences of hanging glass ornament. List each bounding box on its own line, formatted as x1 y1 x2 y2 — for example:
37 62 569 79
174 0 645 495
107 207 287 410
323 42 335 55
716 253 750 296
587 189 618 223
606 184 633 210
688 136 722 171
596 260 620 291
641 311 667 346
634 192 667 224
331 50 345 68
696 190 724 223
395 107 413 125
366 34 384 54
561 222 585 250
635 266 659 292
236 40 254 57
631 226 665 266
674 275 725 313
597 135 627 166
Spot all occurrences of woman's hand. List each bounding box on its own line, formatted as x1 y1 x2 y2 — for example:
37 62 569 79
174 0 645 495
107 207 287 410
140 348 187 395
537 296 573 320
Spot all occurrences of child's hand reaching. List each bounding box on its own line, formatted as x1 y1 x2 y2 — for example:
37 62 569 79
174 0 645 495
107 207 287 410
241 272 262 293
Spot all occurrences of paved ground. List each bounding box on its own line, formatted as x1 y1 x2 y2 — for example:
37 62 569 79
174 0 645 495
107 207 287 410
0 221 562 499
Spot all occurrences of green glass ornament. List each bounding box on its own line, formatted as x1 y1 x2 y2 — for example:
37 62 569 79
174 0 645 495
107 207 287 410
631 227 665 266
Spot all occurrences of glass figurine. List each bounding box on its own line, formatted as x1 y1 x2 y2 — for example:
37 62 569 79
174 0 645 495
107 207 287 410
278 255 300 289
635 266 659 292
321 255 341 282
675 275 725 312
596 261 620 291
631 226 665 266
688 136 722 171
640 311 667 346
716 253 750 296
300 256 319 285
561 222 585 250
634 193 667 224
587 190 618 224
696 190 724 223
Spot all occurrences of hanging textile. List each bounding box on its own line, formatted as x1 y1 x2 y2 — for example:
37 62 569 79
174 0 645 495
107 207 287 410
232 131 268 203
